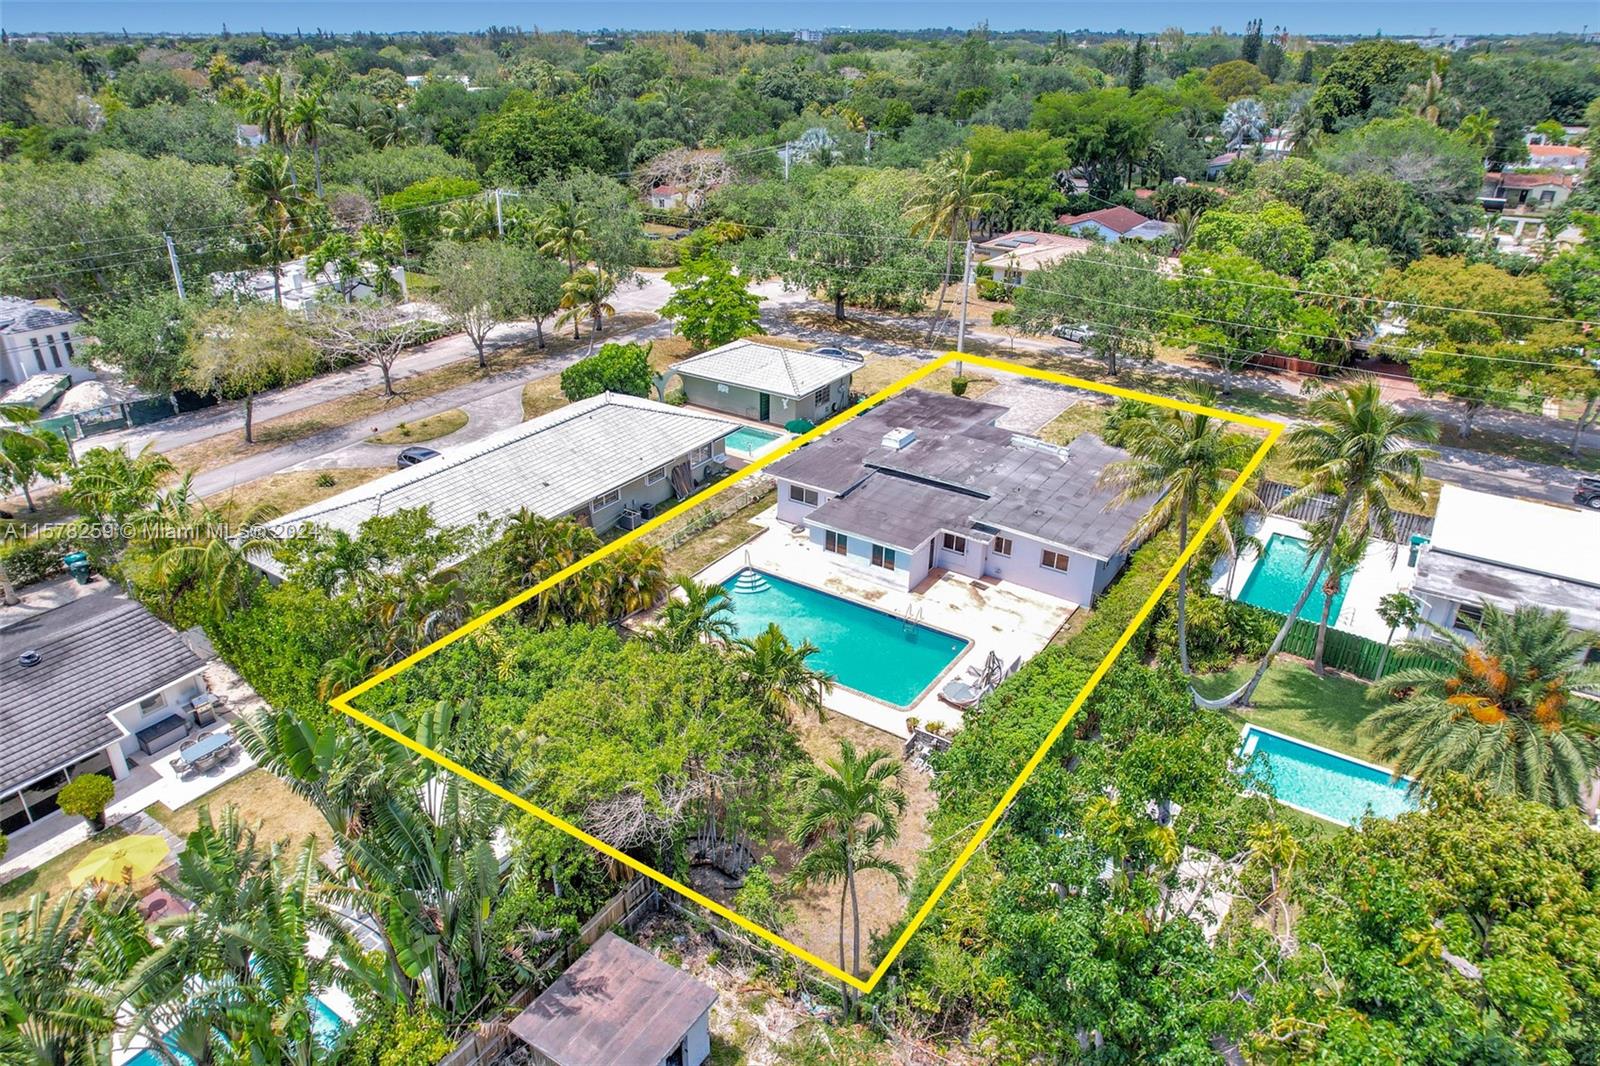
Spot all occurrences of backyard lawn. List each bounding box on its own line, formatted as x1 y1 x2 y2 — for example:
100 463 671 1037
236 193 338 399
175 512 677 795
1193 659 1384 760
365 408 468 445
151 769 328 850
0 827 130 905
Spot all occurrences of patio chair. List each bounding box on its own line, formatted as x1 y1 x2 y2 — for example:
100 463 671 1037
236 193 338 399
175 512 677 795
193 751 220 773
940 650 1003 709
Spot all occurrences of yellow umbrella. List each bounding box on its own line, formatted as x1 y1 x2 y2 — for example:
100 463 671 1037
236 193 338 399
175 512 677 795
67 834 171 888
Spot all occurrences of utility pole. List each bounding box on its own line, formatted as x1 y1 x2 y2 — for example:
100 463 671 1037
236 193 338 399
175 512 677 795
163 233 186 300
955 238 974 359
864 129 877 162
493 188 504 237
782 143 791 182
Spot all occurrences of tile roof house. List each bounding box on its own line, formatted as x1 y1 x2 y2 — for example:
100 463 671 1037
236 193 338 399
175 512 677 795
1481 171 1575 213
767 389 1156 605
1056 206 1174 243
1410 485 1600 639
667 339 861 425
258 393 739 573
508 932 717 1066
1524 143 1590 171
0 581 208 834
974 230 1093 278
0 295 91 391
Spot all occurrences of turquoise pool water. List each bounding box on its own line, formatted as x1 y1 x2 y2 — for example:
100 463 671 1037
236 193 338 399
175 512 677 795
1241 726 1417 826
1238 533 1351 623
722 569 968 707
724 426 782 454
124 996 344 1065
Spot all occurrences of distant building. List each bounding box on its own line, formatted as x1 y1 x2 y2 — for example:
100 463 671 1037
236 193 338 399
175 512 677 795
209 256 407 312
1480 171 1574 213
0 296 89 390
508 932 717 1066
1523 143 1590 171
794 28 825 43
234 123 266 147
974 230 1093 280
647 184 689 210
1056 207 1174 243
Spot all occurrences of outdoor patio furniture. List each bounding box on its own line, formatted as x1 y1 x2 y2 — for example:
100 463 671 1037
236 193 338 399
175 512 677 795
175 727 233 773
135 713 189 755
939 650 1003 708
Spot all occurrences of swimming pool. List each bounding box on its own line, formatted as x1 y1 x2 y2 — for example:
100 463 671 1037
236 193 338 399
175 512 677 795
1237 533 1351 624
1239 725 1417 826
721 569 968 707
123 996 344 1065
723 425 782 455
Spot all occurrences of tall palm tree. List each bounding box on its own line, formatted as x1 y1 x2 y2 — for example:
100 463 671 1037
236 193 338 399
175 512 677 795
655 576 737 651
135 482 280 623
904 148 1002 343
439 197 495 241
0 404 69 512
1229 376 1437 706
238 153 311 306
1220 97 1269 150
556 267 618 352
289 86 331 197
1401 61 1457 127
535 198 595 274
1308 521 1370 674
1369 604 1600 809
733 623 834 724
1457 108 1499 155
789 741 907 999
583 63 614 101
1169 206 1199 252
1244 820 1301 940
61 443 174 524
1100 385 1260 674
245 72 298 185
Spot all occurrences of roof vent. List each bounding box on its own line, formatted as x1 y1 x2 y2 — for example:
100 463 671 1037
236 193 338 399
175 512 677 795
18 650 42 668
881 427 917 451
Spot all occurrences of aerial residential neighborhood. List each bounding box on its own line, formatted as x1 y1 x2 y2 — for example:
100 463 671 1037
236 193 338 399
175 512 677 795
2 5 1599 1065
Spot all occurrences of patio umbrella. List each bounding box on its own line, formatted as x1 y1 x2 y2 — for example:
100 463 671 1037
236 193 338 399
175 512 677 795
67 834 170 888
784 418 815 433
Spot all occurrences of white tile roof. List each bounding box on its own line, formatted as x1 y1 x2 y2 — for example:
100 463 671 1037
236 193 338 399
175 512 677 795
262 393 738 544
671 339 860 399
1429 484 1600 585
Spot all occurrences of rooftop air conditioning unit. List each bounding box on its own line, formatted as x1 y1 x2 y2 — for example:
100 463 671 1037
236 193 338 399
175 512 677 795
881 427 916 450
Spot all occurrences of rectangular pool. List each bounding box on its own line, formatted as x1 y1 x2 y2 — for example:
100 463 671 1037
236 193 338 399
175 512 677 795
721 569 968 707
724 425 783 455
1238 533 1350 624
1240 726 1417 827
124 996 344 1065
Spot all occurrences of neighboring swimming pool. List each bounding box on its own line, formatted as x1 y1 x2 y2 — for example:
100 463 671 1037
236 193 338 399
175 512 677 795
123 996 344 1065
722 568 968 707
1237 533 1351 623
723 425 783 455
1239 725 1417 826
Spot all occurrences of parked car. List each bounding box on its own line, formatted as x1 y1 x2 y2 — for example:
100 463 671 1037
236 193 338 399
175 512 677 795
811 346 860 360
397 445 441 469
1049 324 1096 343
1575 476 1600 510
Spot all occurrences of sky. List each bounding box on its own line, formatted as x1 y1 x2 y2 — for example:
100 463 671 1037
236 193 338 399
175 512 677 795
3 1 1597 37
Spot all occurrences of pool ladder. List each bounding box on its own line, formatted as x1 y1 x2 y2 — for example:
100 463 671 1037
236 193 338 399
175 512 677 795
901 604 923 635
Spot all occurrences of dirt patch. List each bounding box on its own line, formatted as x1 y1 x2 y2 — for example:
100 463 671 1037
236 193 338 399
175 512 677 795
203 466 391 522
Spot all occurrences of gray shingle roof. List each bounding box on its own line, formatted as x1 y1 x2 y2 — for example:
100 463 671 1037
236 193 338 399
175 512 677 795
0 585 204 792
262 393 739 545
768 389 1154 559
671 339 861 398
508 932 717 1066
0 296 80 335
1412 549 1600 632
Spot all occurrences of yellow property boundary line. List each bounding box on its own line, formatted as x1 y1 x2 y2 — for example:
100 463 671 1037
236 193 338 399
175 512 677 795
329 352 1283 993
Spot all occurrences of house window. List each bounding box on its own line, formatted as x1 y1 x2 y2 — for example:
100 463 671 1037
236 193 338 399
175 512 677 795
825 530 847 555
812 384 831 405
61 332 74 358
941 533 967 555
589 488 621 513
1454 603 1484 631
789 485 818 507
1539 190 1556 205
30 338 45 373
992 536 1012 557
1042 549 1070 573
46 335 61 368
871 544 896 571
645 466 666 485
691 444 712 464
138 693 164 711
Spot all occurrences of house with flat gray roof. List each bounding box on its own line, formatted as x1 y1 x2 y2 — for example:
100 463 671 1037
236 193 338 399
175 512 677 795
666 339 860 426
258 393 740 574
767 389 1154 604
0 580 208 834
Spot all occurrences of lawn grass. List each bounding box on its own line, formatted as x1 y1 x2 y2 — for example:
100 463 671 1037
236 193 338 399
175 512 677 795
364 408 468 445
521 377 569 420
1193 659 1384 760
150 769 328 850
0 826 129 904
204 466 391 522
651 488 776 578
1038 401 1111 446
1438 422 1600 474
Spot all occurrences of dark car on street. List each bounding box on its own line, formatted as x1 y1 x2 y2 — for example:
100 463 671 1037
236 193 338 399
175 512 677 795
397 446 441 469
1575 476 1600 510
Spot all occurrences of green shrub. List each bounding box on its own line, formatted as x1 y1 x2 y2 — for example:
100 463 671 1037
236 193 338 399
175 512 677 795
950 376 969 396
339 1004 456 1066
1152 591 1278 672
0 528 104 586
0 831 8 865
665 387 687 406
314 471 336 488
560 341 654 401
644 238 681 268
976 278 1011 302
58 773 116 830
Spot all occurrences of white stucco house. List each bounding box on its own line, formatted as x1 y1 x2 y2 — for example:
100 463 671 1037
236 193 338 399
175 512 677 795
1410 485 1600 646
256 393 740 575
0 581 208 835
765 390 1155 605
0 295 91 391
210 257 408 313
667 339 860 426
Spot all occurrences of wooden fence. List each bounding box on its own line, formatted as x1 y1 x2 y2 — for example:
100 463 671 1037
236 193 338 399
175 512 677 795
646 473 776 553
436 876 662 1066
1259 480 1433 545
1268 611 1451 681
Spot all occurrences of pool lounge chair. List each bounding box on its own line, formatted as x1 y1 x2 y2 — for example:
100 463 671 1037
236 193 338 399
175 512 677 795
939 650 1004 709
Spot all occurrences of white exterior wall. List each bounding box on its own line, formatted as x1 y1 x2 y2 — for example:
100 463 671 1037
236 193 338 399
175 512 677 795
774 478 837 526
586 447 727 532
1 324 91 386
679 374 852 426
804 524 915 591
980 529 1098 603
675 1008 713 1066
933 534 986 580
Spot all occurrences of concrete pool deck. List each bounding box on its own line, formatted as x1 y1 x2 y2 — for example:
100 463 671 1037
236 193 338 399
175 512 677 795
695 508 1077 738
1211 515 1417 643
